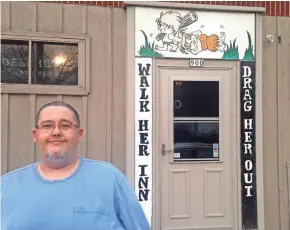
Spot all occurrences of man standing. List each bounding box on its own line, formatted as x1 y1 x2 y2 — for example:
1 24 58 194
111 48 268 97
1 101 151 230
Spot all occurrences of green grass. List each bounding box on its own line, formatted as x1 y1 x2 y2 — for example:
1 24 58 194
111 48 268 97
138 30 163 58
222 38 239 60
242 31 255 60
222 31 255 60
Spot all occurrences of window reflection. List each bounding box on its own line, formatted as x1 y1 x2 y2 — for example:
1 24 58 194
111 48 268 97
174 122 219 160
32 42 78 85
174 81 219 117
1 40 29 84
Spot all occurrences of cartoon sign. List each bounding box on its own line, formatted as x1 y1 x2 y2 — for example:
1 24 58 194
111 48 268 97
135 7 255 60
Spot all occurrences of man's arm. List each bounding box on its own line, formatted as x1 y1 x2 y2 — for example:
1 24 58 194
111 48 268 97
115 176 151 230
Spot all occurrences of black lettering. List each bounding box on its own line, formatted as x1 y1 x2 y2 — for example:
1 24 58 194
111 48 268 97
140 76 149 87
140 88 149 100
139 189 150 201
138 165 148 176
138 63 151 76
138 120 149 131
139 145 149 156
140 133 149 144
138 177 149 189
140 101 150 112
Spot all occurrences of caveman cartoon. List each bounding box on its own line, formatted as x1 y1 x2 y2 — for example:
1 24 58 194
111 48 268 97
179 30 227 55
155 11 198 52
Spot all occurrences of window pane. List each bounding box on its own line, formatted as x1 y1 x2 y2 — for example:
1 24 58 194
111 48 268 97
174 122 219 161
1 40 29 84
174 81 219 117
31 42 78 85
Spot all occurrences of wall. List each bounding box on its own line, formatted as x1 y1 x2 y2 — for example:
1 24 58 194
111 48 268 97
263 16 290 230
49 1 290 16
1 2 126 174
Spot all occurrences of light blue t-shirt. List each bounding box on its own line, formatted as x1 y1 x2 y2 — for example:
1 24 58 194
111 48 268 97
1 157 151 230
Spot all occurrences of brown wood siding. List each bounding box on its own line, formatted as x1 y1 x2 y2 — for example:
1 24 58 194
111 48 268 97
262 16 280 230
277 16 290 230
262 15 290 230
1 2 126 174
46 1 290 16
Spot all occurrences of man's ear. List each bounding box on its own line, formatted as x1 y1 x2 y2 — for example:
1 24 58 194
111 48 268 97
32 129 37 142
78 128 84 141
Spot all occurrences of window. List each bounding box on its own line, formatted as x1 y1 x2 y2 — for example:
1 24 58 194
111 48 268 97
1 40 29 84
173 80 220 161
1 31 90 95
31 42 78 85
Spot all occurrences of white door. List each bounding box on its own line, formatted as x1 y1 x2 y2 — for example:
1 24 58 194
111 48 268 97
157 60 239 230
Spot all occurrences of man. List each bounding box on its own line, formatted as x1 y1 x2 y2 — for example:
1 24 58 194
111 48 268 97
1 101 151 230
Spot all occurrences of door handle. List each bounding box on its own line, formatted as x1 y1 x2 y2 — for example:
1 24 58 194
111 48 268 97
162 144 172 156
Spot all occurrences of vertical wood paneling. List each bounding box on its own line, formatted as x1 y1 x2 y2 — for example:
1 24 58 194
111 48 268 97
81 96 88 158
63 4 84 34
111 7 126 172
125 6 136 184
86 6 109 161
262 16 280 230
10 2 37 32
82 5 87 34
1 94 9 175
1 1 11 30
36 2 63 33
106 8 113 163
78 42 86 88
287 162 290 213
277 16 290 230
30 95 37 161
33 3 37 32
8 96 34 171
57 95 63 101
85 36 91 92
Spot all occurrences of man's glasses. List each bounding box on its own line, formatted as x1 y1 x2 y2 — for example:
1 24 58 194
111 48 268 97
36 120 79 133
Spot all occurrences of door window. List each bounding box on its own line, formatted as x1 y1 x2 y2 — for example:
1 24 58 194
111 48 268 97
173 80 220 161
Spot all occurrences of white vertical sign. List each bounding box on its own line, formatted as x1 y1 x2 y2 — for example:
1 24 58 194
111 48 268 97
135 57 152 226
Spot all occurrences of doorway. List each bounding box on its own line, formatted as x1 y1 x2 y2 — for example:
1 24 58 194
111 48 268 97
153 59 240 230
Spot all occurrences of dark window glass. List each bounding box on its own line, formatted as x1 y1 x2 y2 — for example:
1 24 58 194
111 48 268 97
174 122 219 161
174 81 219 117
1 40 29 84
31 42 78 85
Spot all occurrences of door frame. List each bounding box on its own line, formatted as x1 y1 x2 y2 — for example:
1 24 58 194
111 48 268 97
125 3 265 230
152 59 240 230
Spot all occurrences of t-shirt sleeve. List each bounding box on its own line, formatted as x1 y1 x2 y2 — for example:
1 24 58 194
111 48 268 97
114 175 151 230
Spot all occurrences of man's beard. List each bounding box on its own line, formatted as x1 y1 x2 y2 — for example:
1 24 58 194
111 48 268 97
43 151 74 169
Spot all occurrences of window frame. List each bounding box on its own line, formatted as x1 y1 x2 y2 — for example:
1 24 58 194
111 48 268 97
1 31 90 95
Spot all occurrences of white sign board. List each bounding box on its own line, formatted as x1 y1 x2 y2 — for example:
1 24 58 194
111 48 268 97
135 6 255 60
135 57 153 226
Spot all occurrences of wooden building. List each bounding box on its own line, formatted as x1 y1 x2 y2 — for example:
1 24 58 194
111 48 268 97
1 1 290 230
